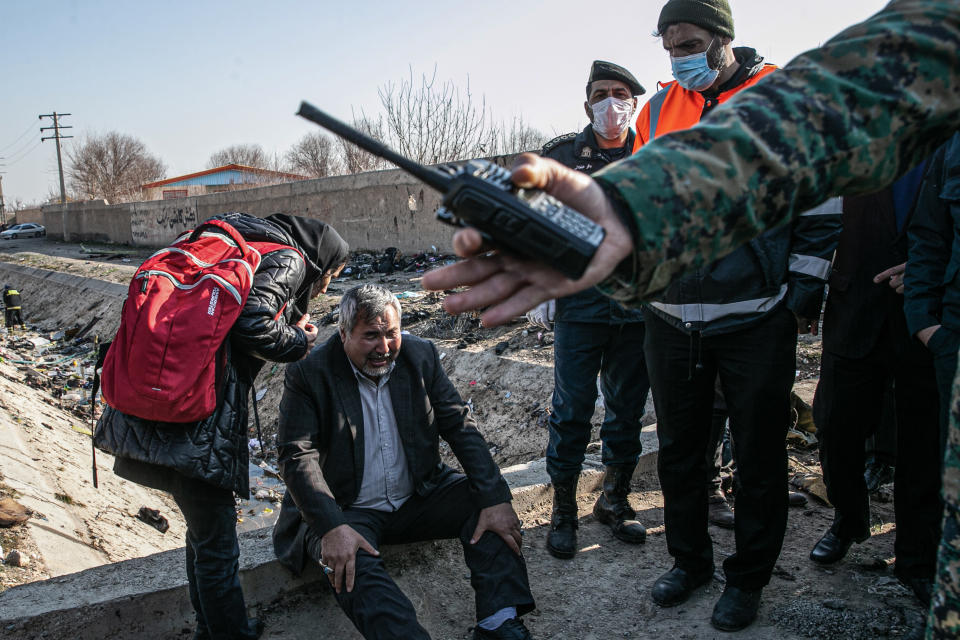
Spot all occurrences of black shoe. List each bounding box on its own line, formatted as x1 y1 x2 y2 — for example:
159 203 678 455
546 479 578 559
711 585 761 631
898 574 933 607
788 491 808 507
473 618 532 639
651 565 714 607
593 465 646 544
809 530 860 565
707 497 735 529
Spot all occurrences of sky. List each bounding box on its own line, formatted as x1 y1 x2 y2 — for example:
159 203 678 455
0 0 890 206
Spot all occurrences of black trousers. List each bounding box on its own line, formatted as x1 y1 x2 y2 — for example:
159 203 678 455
547 321 650 483
4 308 23 328
814 317 941 579
305 474 534 640
927 325 960 459
644 306 796 589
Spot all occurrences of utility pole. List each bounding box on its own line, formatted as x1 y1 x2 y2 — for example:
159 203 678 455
0 174 5 228
39 112 73 205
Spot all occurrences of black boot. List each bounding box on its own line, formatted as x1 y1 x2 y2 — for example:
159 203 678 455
547 478 579 559
593 465 646 544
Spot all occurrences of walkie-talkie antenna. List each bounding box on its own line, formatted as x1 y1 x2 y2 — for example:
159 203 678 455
296 101 452 193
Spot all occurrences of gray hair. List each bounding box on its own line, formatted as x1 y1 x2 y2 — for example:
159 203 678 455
338 284 402 335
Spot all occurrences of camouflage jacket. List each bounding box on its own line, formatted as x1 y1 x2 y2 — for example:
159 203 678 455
593 0 960 311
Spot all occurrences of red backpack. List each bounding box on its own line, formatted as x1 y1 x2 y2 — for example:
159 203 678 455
101 218 299 422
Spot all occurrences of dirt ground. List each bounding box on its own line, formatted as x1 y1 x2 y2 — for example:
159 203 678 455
252 474 920 640
0 239 928 639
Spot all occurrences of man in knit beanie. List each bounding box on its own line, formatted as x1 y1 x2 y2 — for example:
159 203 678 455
634 0 842 634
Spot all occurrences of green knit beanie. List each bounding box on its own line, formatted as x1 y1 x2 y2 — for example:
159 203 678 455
658 0 735 39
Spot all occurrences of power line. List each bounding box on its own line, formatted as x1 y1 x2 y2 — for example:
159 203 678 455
0 124 33 151
4 140 43 166
2 131 41 161
0 122 38 153
39 111 73 205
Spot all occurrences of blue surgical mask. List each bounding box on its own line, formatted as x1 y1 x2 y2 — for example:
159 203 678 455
670 46 720 92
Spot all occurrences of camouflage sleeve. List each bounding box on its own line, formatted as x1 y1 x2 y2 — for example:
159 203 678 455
593 0 960 307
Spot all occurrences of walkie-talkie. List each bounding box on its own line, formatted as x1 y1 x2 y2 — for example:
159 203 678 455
296 101 605 280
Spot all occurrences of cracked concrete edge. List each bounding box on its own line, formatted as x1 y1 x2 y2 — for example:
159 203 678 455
0 440 659 640
0 263 128 297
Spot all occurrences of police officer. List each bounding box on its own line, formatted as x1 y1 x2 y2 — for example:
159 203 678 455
533 61 651 560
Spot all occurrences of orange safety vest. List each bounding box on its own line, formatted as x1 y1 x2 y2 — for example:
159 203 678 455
633 64 777 153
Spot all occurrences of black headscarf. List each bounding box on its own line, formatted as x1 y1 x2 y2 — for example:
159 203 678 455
265 214 349 310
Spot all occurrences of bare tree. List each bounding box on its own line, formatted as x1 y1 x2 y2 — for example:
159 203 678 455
207 143 270 169
484 116 550 156
338 112 391 174
378 66 491 164
66 132 166 203
285 132 341 178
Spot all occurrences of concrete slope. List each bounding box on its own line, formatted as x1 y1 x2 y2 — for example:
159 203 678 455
0 345 188 578
0 262 127 340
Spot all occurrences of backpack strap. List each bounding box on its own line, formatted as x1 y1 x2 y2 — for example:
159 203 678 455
188 219 250 257
90 338 111 489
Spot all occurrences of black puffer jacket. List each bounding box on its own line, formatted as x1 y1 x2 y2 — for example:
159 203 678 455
94 212 349 497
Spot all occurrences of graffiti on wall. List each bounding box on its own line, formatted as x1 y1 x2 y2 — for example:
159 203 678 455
155 205 198 229
130 202 198 245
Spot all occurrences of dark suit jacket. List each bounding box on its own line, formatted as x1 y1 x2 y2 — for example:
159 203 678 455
272 332 511 573
822 189 911 358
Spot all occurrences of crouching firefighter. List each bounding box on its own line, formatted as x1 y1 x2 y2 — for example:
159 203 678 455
94 212 348 640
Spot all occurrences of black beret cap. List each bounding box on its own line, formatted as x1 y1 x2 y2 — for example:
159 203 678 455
586 60 645 98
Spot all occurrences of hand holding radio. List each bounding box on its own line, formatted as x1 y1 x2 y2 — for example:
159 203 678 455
422 154 634 327
295 101 634 326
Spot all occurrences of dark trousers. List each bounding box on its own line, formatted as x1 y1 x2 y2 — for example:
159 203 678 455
928 326 960 459
707 379 733 496
4 308 23 328
814 317 941 579
305 474 534 640
865 383 898 466
547 321 649 483
172 491 258 640
644 306 796 589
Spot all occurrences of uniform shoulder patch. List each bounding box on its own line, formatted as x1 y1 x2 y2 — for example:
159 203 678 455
541 132 577 156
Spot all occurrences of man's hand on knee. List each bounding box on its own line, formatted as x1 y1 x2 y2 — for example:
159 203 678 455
321 524 380 594
471 503 523 556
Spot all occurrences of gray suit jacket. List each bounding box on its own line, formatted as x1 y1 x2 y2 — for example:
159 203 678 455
272 332 511 573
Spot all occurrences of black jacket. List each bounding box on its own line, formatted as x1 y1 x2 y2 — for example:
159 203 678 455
905 133 960 338
94 212 349 497
541 125 644 324
822 190 910 358
636 48 842 336
273 332 511 573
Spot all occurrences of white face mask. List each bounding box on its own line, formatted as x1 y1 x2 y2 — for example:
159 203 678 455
590 97 634 140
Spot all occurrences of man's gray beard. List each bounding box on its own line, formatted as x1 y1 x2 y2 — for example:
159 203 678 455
361 355 395 378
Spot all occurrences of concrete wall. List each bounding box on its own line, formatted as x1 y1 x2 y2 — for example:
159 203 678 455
11 207 43 225
45 200 134 245
42 155 517 252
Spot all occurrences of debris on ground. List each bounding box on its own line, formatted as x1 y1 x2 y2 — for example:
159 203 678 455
0 498 29 527
135 507 170 534
791 472 831 505
3 549 28 567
